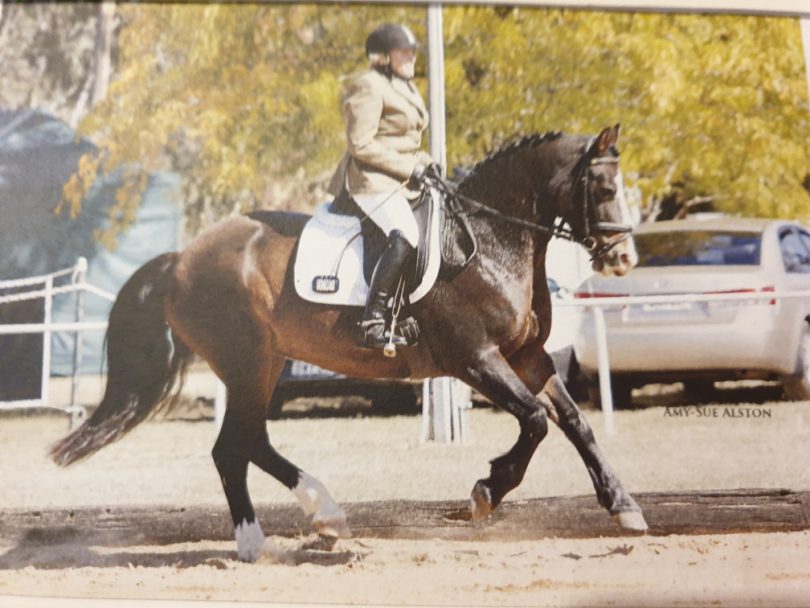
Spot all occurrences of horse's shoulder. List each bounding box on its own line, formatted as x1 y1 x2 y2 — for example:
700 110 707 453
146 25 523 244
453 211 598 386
245 210 311 238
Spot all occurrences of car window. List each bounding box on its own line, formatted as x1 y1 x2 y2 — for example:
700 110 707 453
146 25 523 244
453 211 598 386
635 231 761 267
780 229 810 273
800 231 810 265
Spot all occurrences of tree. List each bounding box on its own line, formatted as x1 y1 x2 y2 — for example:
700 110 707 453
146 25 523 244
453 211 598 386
0 3 104 127
54 5 810 243
441 8 810 219
69 4 426 240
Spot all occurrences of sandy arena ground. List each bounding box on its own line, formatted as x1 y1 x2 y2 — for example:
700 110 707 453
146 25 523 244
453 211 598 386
1 377 809 607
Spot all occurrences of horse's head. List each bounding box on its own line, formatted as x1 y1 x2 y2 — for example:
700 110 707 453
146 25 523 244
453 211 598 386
566 125 638 277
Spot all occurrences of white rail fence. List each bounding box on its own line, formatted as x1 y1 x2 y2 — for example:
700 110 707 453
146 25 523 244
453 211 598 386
558 289 810 434
0 258 115 426
4 260 809 436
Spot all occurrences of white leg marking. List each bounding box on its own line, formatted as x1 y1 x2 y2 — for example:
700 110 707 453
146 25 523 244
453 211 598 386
292 471 351 538
613 510 649 532
235 518 265 562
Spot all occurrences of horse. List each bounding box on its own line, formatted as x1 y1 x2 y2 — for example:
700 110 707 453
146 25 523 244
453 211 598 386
50 125 646 562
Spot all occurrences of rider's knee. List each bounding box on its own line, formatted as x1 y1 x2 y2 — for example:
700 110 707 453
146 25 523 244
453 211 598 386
388 229 417 253
390 221 418 249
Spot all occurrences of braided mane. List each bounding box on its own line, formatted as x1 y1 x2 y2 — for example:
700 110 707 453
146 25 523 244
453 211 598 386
458 131 564 196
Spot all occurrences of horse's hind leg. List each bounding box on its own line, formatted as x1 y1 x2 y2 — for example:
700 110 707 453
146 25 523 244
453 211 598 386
247 357 350 540
213 352 349 561
510 345 647 531
211 356 278 561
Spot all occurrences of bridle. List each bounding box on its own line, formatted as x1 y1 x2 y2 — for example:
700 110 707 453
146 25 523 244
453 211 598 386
431 150 633 262
571 153 634 260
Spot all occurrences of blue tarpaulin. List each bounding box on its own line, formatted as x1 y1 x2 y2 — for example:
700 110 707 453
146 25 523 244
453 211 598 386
0 109 181 381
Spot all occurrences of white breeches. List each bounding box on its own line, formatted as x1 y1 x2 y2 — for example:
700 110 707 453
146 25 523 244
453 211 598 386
353 191 419 247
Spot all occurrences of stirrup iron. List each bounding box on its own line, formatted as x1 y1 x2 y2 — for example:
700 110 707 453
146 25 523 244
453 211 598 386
384 277 409 358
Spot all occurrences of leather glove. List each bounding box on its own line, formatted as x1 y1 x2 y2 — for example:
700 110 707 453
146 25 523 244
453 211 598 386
425 162 443 180
408 162 428 189
409 162 442 189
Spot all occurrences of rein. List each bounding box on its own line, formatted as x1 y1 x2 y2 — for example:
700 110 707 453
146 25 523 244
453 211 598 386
432 177 563 238
431 153 632 261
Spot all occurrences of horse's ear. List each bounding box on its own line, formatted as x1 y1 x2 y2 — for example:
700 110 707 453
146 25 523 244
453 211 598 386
593 124 621 155
610 123 621 144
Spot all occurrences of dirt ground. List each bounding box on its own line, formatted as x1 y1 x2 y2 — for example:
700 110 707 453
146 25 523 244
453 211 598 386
1 380 809 607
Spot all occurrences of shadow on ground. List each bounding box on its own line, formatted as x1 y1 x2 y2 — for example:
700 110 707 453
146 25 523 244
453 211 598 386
0 529 361 570
630 381 785 410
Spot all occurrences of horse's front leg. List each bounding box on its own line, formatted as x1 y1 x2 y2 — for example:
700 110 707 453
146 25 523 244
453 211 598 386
457 346 551 520
509 345 648 531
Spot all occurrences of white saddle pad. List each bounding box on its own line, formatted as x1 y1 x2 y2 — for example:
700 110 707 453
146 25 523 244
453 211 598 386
294 190 442 306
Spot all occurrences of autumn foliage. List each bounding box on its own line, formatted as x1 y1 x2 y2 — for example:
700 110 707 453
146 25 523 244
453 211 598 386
3 4 808 241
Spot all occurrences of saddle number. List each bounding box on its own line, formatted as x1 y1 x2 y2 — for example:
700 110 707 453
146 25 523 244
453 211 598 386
313 275 340 293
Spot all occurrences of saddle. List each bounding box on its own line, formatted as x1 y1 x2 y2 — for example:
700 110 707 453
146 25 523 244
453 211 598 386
292 186 443 309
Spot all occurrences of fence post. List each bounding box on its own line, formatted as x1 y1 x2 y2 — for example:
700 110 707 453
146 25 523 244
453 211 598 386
420 377 471 444
592 306 615 435
70 258 87 411
420 380 431 442
68 258 89 428
41 275 53 410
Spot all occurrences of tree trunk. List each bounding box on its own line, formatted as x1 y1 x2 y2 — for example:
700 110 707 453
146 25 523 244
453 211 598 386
90 1 116 108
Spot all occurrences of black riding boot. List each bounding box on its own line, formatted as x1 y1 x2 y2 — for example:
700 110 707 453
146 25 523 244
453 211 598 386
358 230 414 349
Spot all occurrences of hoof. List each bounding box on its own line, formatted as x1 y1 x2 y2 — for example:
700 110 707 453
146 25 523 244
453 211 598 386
235 519 266 562
313 512 352 539
613 510 648 533
470 481 493 521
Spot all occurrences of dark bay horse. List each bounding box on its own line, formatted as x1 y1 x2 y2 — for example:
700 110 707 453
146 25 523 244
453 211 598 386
51 125 646 561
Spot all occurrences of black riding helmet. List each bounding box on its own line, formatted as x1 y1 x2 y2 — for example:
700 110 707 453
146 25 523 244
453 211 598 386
365 23 419 57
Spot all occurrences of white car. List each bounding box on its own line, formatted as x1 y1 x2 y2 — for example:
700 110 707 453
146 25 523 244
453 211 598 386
573 217 810 408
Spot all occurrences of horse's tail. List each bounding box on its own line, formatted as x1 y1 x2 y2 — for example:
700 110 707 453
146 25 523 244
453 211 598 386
50 253 192 467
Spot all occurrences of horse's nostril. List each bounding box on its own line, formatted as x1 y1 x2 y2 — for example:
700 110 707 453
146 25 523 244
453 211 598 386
620 253 631 266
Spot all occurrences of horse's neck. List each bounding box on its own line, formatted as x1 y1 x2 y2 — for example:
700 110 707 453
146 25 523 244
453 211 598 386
459 140 567 228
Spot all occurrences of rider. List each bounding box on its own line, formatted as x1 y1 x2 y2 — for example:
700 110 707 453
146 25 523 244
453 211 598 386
327 23 439 350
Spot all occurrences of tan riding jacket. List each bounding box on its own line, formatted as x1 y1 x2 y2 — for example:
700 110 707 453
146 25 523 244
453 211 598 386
328 68 432 199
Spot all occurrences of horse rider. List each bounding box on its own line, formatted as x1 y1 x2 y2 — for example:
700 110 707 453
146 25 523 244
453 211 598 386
327 23 440 350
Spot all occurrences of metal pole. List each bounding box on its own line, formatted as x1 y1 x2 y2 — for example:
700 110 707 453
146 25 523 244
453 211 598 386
592 307 615 435
420 380 432 442
41 275 53 408
450 379 462 444
422 4 454 444
801 17 810 110
427 4 447 171
440 376 452 443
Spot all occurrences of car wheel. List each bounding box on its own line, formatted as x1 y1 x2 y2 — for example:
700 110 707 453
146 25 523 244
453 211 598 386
683 380 715 402
781 329 810 401
587 376 634 410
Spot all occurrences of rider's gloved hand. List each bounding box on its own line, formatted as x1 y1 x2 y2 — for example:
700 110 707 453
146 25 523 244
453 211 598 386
409 162 442 189
409 162 427 188
425 162 443 180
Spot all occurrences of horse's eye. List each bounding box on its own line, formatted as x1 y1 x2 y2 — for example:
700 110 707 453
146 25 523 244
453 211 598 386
591 173 616 199
598 183 617 199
